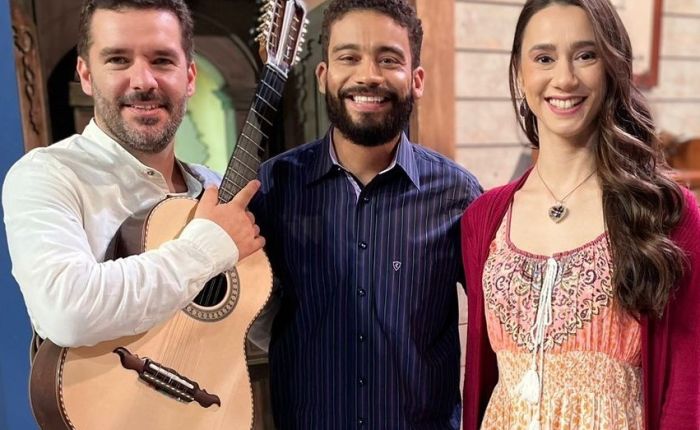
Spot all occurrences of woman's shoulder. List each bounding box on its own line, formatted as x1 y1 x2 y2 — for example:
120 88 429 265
465 174 528 217
669 187 700 252
461 176 526 242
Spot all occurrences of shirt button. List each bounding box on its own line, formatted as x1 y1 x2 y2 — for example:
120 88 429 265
145 170 155 176
358 334 365 342
358 377 366 386
361 196 370 203
359 242 368 250
358 418 365 426
358 288 366 297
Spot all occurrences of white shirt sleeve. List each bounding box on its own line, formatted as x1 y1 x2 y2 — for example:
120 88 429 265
2 157 239 348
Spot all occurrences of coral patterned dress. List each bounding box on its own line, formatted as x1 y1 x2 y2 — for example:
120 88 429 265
480 208 644 430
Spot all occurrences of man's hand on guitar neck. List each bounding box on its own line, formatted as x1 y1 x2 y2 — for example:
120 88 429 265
195 180 266 261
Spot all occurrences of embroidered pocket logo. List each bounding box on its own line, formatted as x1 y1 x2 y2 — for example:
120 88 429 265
392 261 402 271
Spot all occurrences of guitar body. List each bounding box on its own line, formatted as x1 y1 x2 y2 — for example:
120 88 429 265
30 196 273 430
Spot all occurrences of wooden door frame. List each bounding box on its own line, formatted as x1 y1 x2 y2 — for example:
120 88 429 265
11 0 51 151
408 0 455 159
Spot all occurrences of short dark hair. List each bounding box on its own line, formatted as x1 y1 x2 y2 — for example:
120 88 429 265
320 0 423 69
77 0 195 63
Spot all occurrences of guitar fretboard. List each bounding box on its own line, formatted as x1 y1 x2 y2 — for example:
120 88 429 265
218 64 287 203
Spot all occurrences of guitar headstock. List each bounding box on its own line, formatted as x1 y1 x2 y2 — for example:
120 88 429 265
255 0 309 76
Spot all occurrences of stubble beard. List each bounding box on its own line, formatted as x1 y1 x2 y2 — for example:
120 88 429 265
92 85 187 155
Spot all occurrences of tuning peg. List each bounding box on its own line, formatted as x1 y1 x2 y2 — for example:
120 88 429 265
260 1 273 12
255 34 267 43
258 11 273 23
257 22 270 32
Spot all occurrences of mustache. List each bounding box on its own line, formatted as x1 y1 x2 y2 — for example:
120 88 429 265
119 91 168 106
338 86 398 101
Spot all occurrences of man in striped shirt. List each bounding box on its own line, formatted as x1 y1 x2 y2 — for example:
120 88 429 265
249 0 482 428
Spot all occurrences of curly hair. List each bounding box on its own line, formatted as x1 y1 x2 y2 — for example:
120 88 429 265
509 0 685 318
77 0 195 63
320 0 423 70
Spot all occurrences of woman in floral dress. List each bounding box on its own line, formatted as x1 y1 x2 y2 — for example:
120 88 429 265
460 1 700 429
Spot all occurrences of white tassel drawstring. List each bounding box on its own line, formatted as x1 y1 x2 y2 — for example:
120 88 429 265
528 420 541 430
514 257 558 429
515 366 541 404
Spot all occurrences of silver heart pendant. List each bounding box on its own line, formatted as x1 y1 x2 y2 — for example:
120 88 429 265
548 205 567 223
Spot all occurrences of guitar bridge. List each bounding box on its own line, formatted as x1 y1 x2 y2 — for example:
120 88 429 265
114 347 221 408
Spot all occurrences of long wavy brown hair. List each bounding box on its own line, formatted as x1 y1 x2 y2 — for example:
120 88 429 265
509 0 685 317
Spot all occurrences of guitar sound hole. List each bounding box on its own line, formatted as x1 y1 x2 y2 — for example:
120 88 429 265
193 274 228 307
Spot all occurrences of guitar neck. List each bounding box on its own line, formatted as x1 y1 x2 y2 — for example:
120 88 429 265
218 64 287 203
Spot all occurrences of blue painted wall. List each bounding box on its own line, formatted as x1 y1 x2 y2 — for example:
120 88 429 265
0 0 40 429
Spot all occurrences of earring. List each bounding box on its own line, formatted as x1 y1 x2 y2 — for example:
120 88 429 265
519 99 528 117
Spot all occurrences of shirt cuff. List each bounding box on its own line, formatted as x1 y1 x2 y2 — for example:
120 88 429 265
178 218 240 273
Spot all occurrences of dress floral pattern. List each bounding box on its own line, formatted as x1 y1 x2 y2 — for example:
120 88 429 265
480 209 643 430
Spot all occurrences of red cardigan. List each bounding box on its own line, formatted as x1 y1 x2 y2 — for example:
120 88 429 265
461 169 700 430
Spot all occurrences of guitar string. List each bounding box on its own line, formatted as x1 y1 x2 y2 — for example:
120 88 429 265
165 45 288 387
182 309 198 379
163 311 183 379
184 68 262 376
178 66 279 377
219 66 275 202
174 314 194 388
163 277 187 369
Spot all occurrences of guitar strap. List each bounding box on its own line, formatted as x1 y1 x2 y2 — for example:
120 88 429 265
29 328 42 364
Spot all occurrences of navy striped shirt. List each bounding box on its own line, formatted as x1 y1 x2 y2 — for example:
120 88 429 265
250 131 482 430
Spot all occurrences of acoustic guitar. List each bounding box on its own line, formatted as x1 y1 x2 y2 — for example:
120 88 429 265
28 1 307 429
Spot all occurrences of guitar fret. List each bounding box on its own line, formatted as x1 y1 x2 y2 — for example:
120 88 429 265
217 185 234 203
240 133 264 152
220 177 238 199
236 141 259 161
250 107 273 127
244 120 268 140
255 93 278 112
226 167 252 186
219 169 252 197
261 79 282 98
231 156 258 175
221 173 246 194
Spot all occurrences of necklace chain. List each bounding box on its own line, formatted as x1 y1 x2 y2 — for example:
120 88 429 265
535 163 596 204
536 163 596 223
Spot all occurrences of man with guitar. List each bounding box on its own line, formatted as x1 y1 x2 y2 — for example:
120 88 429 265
249 0 483 428
2 0 263 356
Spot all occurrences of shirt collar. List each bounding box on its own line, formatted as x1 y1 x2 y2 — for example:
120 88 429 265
307 128 421 189
82 119 204 196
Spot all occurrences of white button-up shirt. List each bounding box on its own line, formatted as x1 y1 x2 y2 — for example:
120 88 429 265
2 120 238 347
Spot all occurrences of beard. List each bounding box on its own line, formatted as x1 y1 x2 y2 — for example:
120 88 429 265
325 85 414 147
92 85 187 154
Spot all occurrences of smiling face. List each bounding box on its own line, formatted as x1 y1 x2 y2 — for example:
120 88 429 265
76 8 196 155
518 4 605 146
316 10 424 147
